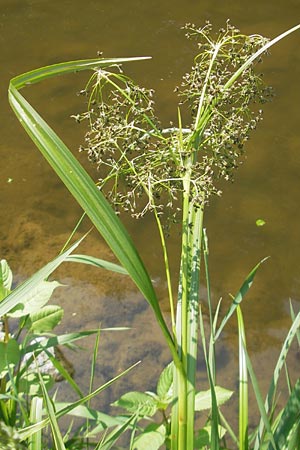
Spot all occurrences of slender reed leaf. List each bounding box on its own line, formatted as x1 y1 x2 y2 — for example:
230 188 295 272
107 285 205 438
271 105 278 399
95 413 138 450
242 343 276 450
203 228 216 383
237 305 248 450
289 300 300 347
8 62 177 363
199 307 220 450
255 310 300 449
10 57 151 89
38 365 66 450
66 254 128 275
18 361 140 441
215 258 268 341
267 379 300 450
28 397 43 450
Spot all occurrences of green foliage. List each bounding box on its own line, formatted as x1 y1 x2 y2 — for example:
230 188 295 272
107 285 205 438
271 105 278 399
6 19 300 450
132 423 166 450
7 280 62 318
0 422 25 449
0 260 13 300
112 391 158 417
194 387 233 412
0 250 138 448
156 362 173 406
27 305 64 333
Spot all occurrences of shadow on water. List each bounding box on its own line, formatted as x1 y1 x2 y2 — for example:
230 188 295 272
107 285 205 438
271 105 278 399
1 0 300 431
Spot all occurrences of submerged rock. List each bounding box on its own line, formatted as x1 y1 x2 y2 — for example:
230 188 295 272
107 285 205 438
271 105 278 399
22 337 74 382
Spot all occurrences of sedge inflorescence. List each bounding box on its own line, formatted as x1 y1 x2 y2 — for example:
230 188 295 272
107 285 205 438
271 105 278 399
74 21 273 220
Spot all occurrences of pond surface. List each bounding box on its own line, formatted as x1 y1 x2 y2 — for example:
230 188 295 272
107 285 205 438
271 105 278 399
1 0 300 436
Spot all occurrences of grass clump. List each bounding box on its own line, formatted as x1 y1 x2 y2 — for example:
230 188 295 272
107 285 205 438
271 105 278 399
5 21 300 449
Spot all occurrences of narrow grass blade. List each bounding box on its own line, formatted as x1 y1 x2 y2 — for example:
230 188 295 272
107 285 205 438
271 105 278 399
41 348 84 398
289 300 300 347
66 254 128 275
242 344 276 450
287 419 300 450
38 366 66 450
18 361 140 441
128 413 139 450
28 397 43 450
255 309 300 449
203 228 216 383
215 258 268 341
86 329 101 442
223 24 300 91
236 305 248 450
10 57 151 89
267 379 300 450
199 307 220 450
0 236 85 317
95 413 138 450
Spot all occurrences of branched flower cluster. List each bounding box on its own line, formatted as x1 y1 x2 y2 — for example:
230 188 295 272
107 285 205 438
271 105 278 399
179 21 273 187
74 22 273 221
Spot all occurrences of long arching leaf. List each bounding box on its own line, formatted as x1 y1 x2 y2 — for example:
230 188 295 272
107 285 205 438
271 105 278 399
8 58 177 361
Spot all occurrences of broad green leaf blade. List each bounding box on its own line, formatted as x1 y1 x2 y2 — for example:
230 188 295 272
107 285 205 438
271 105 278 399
133 423 166 450
194 386 233 412
215 258 268 341
27 305 64 333
156 362 173 402
0 236 84 317
8 280 62 318
9 77 176 360
195 425 227 449
18 373 54 397
54 402 125 430
112 391 158 417
0 339 20 373
0 259 13 301
66 254 128 275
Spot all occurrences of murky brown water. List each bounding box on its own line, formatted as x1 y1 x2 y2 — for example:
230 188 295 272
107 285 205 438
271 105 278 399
1 0 300 440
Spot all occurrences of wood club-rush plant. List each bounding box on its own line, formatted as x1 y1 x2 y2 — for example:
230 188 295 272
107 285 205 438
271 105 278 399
7 22 300 449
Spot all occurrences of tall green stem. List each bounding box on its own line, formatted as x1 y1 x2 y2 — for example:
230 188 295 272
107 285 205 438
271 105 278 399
186 205 204 447
175 169 191 449
173 156 204 450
